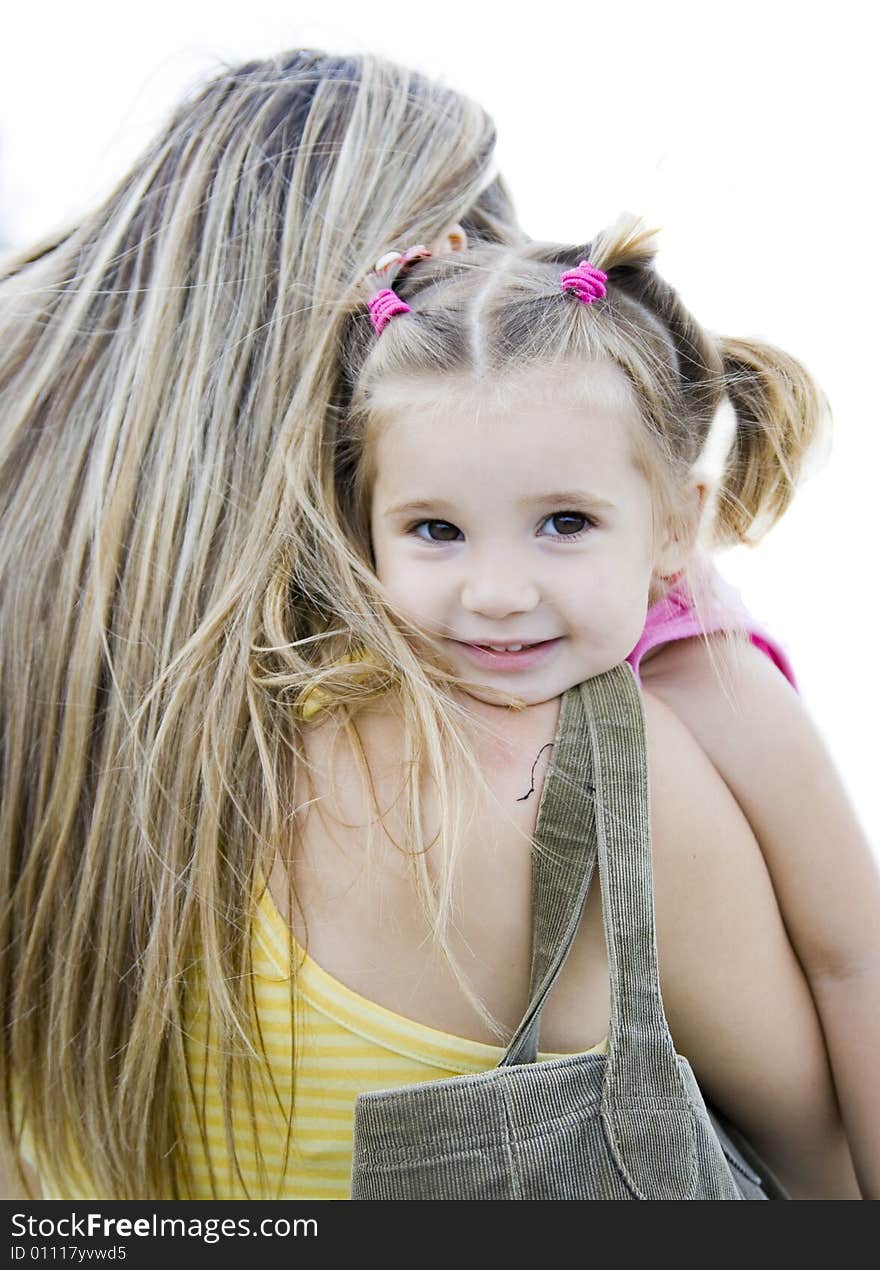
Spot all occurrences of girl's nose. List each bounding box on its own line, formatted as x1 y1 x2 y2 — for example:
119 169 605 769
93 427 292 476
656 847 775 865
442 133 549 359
460 570 540 619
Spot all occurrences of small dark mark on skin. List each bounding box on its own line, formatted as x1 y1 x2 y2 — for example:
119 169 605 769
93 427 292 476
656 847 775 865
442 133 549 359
516 741 555 802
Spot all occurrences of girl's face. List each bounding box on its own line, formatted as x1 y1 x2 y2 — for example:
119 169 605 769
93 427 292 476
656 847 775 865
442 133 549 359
369 361 687 708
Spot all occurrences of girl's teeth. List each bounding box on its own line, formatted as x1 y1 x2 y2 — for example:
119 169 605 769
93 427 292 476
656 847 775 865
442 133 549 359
486 643 528 651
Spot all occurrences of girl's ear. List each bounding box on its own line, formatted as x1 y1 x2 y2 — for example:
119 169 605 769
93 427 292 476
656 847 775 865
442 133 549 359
653 479 709 579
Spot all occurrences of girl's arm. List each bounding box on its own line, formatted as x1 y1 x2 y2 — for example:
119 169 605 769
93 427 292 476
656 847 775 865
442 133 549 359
642 639 880 1199
643 689 861 1198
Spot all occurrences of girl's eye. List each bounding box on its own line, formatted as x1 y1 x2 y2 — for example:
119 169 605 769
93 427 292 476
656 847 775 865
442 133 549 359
412 520 462 543
541 512 595 540
409 513 596 543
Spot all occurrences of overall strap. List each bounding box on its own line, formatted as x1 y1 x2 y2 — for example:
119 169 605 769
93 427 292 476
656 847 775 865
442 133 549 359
577 666 686 1106
499 662 686 1110
499 674 599 1065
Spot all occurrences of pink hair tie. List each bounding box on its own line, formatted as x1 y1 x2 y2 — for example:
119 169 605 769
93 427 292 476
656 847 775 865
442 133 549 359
367 243 431 335
368 288 411 334
560 260 608 305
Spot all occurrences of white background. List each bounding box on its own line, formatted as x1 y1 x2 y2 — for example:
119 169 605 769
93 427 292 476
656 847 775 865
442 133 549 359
2 1 877 851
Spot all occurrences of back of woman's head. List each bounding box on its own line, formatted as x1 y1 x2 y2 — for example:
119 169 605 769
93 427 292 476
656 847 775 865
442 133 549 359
0 48 522 1200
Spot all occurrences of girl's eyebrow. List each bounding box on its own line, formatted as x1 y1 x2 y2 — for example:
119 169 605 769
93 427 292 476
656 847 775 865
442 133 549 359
383 489 617 518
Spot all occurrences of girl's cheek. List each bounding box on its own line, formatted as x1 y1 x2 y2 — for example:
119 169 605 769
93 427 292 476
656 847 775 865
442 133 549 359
370 534 405 587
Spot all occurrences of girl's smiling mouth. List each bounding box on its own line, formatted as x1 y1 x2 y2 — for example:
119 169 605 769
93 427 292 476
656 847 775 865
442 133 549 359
454 637 563 671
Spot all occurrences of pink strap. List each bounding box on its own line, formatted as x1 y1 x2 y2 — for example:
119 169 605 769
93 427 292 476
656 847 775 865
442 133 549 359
626 573 799 693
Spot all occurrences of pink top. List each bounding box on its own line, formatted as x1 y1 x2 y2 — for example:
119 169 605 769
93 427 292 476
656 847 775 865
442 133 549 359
626 566 799 693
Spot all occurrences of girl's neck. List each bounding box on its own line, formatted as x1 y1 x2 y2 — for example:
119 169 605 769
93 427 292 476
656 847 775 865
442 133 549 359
449 687 563 769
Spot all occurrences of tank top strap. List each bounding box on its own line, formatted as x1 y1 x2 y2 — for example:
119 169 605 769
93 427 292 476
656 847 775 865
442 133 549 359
500 662 686 1110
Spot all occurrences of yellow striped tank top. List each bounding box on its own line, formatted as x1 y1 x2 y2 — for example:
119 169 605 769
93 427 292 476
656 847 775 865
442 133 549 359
23 881 608 1199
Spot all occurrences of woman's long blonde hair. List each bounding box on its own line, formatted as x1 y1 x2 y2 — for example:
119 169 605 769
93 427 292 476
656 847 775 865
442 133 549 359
0 48 524 1199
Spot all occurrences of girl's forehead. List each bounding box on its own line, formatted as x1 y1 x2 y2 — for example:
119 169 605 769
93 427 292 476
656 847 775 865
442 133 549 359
370 359 639 432
368 360 649 496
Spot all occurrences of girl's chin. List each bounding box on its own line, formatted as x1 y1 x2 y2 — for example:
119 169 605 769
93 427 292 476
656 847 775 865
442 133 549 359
454 684 551 713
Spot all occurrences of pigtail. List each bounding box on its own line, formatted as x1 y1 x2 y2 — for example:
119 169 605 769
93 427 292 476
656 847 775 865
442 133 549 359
585 214 726 456
351 244 438 341
582 217 832 548
587 212 661 274
713 335 831 547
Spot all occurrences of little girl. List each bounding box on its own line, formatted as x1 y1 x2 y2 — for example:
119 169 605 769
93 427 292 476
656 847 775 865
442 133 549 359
304 224 876 1200
1 51 876 1203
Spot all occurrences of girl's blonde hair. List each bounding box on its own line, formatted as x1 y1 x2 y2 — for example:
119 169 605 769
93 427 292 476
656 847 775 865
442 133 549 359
346 218 829 560
338 218 830 689
0 48 523 1199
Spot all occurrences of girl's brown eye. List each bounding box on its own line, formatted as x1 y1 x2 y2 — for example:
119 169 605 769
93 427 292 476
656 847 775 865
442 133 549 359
549 514 587 535
414 520 461 542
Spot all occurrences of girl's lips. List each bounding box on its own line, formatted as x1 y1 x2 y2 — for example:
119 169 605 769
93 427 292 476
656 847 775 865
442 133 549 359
455 637 563 671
